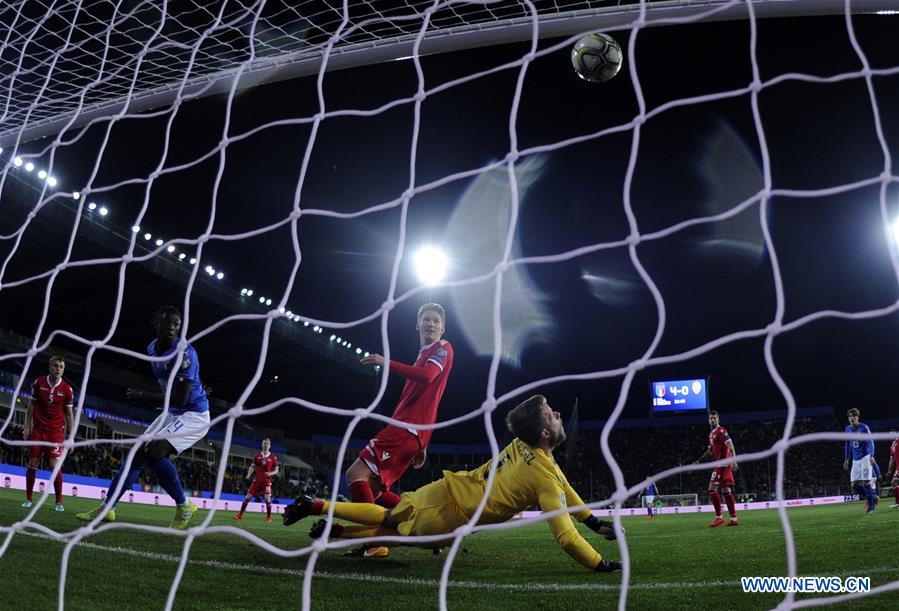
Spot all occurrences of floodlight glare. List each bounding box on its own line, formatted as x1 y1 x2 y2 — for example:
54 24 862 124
72 191 80 200
98 207 109 216
37 170 47 179
240 288 248 295
189 258 197 265
13 157 22 167
265 299 272 306
216 272 224 280
24 162 34 172
87 202 97 211
246 289 253 296
258 296 265 304
131 225 141 233
414 245 448 286
144 233 152 240
46 177 57 187
155 239 164 246
178 253 186 260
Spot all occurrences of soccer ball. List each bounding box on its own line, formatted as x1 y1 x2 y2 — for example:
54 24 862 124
570 33 623 83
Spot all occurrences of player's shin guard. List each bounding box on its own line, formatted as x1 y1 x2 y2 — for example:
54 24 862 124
54 471 63 504
708 490 722 516
239 500 249 516
349 480 375 504
375 490 401 508
148 458 187 505
266 502 272 518
323 501 388 526
25 467 36 501
723 492 737 518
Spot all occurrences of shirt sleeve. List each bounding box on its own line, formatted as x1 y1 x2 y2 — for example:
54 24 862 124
176 346 200 383
537 480 602 570
863 425 874 457
65 384 74 408
844 427 850 460
388 360 442 384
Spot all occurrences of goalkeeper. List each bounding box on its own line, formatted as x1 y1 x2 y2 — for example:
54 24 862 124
284 394 622 572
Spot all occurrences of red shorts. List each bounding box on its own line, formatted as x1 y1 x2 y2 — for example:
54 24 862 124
358 426 421 489
709 467 734 489
248 481 272 498
28 428 64 461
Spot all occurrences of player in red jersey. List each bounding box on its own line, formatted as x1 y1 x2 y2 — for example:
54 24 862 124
693 410 740 527
21 356 74 512
344 303 454 558
234 438 280 523
887 429 899 509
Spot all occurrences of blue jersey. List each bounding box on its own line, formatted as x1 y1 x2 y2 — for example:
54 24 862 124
148 339 208 413
645 483 656 496
844 423 874 461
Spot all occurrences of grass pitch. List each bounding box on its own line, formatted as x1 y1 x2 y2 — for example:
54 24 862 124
1 491 897 610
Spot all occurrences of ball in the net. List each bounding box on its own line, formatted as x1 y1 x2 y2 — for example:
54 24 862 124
571 33 623 83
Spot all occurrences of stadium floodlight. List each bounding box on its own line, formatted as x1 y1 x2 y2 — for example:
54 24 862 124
143 232 151 240
258 296 265 304
303 321 309 326
98 207 108 216
166 245 175 253
24 162 34 172
364 352 370 358
265 298 272 306
355 348 362 355
245 289 253 296
131 225 141 233
413 245 448 286
178 253 186 260
46 176 57 187
189 258 197 265
37 169 47 179
240 288 248 295
330 334 336 341
72 191 80 200
216 272 224 280
87 202 97 211
13 157 22 167
155 239 164 246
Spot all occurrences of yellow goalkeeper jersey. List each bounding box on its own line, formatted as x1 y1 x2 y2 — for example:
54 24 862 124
442 438 602 569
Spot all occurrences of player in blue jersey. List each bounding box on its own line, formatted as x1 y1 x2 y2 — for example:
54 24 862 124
77 305 210 528
639 480 658 519
842 408 877 514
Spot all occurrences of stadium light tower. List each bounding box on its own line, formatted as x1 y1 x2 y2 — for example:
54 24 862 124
414 245 448 286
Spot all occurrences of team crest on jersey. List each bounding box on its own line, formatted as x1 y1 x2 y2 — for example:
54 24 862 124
181 358 191 370
381 450 391 462
436 348 447 357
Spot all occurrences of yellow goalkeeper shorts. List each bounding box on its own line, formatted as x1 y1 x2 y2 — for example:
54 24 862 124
393 479 468 537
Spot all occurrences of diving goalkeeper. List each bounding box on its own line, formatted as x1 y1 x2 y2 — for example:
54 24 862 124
284 394 622 572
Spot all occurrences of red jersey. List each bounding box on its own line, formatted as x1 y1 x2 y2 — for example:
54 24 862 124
252 451 278 485
388 339 454 448
708 426 732 461
30 376 73 434
891 439 899 465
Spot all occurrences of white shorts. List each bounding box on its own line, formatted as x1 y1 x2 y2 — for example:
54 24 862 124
850 458 872 483
645 495 655 506
146 410 210 454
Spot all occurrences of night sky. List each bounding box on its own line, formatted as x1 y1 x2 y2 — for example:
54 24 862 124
2 9 899 443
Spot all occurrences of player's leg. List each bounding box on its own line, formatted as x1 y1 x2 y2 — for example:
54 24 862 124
76 445 150 522
47 455 65 511
890 475 899 508
22 447 40 508
283 496 388 526
375 489 402 508
235 492 252 520
720 486 739 526
708 471 724 527
346 457 379 504
264 492 272 523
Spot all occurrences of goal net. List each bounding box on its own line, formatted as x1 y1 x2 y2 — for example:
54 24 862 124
647 493 698 508
1 0 898 609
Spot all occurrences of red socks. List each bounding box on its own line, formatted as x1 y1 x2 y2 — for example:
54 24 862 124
893 485 899 504
266 502 272 518
724 492 737 518
239 500 249 516
25 467 36 501
349 480 375 504
54 472 63 504
375 490 401 508
709 490 722 516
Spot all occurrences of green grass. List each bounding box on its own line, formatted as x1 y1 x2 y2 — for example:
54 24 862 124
1 489 897 610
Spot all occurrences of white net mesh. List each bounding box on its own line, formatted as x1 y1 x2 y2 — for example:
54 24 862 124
1 0 899 609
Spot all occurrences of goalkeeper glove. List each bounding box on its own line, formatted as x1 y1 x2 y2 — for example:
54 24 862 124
584 516 620 541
